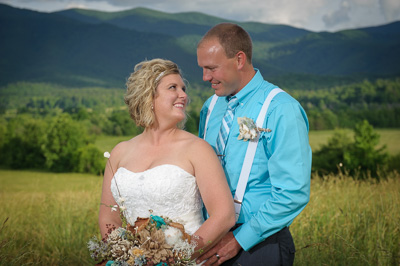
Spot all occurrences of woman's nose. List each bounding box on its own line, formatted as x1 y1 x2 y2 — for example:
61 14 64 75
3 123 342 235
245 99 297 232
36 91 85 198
179 88 187 99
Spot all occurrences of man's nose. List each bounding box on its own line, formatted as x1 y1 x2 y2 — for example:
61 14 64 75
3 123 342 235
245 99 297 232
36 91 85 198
203 69 211 82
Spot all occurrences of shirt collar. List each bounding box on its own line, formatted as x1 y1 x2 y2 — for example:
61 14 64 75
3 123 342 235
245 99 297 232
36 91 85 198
225 68 264 105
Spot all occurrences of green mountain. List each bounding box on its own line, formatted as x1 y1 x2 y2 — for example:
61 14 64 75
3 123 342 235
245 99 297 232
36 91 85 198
267 24 400 76
0 3 399 88
56 7 310 41
0 4 203 87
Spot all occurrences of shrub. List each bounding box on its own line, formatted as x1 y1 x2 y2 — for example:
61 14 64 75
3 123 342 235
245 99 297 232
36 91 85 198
43 114 90 172
0 116 47 169
75 144 104 175
312 120 389 179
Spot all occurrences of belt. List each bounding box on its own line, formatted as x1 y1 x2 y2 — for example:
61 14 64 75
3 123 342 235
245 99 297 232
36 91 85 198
230 224 289 244
230 223 243 231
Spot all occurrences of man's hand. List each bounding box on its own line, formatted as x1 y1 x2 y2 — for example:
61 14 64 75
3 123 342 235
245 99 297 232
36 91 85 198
196 232 242 265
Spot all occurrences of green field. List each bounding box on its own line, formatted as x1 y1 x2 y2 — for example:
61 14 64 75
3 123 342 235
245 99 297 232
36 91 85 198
94 129 400 155
0 170 399 265
0 170 102 265
308 129 400 155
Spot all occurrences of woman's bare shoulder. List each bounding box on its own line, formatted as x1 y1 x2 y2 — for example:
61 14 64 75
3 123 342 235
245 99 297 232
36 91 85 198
178 130 214 154
109 135 141 160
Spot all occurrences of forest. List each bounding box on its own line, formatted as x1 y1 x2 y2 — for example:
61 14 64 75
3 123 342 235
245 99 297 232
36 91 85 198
0 76 399 178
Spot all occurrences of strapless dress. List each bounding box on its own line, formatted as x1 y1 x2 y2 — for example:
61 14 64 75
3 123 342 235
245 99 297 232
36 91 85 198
111 164 204 235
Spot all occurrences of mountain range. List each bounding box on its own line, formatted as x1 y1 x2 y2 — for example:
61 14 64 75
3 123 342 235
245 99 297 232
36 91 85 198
1 3 399 89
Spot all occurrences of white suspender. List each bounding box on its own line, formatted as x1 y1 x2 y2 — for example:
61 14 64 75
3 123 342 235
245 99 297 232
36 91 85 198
203 88 284 221
233 88 283 221
203 94 219 140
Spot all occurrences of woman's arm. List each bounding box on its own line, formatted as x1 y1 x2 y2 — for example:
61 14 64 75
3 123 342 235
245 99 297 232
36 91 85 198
98 144 124 239
189 138 236 257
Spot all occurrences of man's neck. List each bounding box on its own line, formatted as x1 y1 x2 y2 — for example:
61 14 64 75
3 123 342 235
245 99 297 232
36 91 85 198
237 64 256 94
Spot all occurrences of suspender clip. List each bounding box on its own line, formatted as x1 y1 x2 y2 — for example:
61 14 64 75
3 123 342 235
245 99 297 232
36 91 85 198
234 199 242 204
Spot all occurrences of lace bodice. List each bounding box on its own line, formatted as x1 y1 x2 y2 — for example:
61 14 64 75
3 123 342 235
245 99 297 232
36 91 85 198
111 164 204 235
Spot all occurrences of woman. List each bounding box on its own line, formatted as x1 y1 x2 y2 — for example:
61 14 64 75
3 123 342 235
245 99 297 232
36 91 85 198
98 58 235 262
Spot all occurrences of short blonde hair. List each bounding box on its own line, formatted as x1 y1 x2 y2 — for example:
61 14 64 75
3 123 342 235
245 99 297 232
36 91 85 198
124 58 185 128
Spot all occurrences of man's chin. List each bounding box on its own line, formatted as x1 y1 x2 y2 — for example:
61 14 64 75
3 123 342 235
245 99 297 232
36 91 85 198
213 88 227 97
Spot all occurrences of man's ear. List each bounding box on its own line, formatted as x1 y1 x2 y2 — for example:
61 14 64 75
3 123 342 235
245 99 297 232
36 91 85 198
236 51 247 70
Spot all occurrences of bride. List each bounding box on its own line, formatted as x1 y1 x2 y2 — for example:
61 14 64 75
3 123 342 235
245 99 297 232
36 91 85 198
98 58 235 261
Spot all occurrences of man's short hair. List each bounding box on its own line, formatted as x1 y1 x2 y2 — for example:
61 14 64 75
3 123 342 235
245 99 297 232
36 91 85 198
199 23 253 63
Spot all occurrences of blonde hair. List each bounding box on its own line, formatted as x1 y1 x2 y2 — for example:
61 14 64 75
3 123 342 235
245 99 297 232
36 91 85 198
124 58 186 128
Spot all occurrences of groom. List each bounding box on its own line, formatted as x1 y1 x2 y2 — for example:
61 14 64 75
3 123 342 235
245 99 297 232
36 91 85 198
197 23 312 265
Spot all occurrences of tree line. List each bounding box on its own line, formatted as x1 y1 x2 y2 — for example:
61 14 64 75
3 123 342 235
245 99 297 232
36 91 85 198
0 114 104 174
0 77 399 177
2 78 399 130
288 78 400 130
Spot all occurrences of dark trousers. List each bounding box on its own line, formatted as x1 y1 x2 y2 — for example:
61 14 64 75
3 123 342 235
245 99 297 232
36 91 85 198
223 227 295 266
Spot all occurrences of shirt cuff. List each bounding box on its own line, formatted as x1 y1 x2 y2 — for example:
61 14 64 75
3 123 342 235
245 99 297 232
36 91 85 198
233 222 264 251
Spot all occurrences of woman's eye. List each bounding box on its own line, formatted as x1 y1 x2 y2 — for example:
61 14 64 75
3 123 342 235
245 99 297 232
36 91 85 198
169 85 176 90
182 87 186 92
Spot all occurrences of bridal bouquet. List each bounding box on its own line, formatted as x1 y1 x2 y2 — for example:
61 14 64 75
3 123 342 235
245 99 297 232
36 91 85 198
88 152 197 265
88 210 197 266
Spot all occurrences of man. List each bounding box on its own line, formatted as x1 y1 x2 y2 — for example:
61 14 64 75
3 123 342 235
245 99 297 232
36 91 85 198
197 23 312 265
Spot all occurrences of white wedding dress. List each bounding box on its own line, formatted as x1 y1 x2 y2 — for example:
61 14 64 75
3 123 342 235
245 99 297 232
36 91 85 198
111 164 204 235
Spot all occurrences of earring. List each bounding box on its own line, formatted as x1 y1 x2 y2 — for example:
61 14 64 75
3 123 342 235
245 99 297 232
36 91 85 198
151 105 154 110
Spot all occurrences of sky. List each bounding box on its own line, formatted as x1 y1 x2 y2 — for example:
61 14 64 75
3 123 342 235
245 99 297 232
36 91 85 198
1 0 400 32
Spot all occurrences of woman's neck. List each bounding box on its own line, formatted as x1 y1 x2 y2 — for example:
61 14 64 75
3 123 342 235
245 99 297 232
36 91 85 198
142 126 180 146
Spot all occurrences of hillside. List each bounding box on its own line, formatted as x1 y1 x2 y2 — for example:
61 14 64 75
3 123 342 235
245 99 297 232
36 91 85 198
267 22 400 76
0 3 399 88
0 4 201 87
56 7 311 41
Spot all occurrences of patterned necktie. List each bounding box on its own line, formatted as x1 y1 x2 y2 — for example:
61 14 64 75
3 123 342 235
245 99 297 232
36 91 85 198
216 96 239 163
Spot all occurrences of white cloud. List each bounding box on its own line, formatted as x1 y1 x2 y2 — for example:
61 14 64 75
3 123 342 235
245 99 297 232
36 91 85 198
323 0 351 29
0 0 399 31
380 0 400 22
66 0 127 11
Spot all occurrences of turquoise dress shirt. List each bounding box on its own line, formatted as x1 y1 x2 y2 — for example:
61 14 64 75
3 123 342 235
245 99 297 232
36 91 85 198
199 70 312 251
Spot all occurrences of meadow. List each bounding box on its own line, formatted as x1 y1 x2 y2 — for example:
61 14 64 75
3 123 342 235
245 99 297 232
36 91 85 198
308 129 400 155
1 169 399 265
1 129 399 265
95 129 400 156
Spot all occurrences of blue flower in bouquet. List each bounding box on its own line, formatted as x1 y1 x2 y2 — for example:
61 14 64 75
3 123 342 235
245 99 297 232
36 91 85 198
106 261 129 266
115 227 128 239
134 254 147 266
150 215 166 229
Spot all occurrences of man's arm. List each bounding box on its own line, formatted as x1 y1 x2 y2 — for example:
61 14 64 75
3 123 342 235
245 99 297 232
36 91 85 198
198 97 213 139
234 101 312 251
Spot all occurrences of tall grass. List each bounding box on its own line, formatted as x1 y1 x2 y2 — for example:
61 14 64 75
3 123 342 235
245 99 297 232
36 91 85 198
0 169 399 265
292 171 400 265
0 170 102 265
